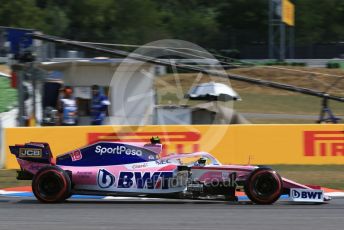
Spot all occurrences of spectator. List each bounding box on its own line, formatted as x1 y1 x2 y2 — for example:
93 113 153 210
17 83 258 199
90 85 110 125
58 86 78 125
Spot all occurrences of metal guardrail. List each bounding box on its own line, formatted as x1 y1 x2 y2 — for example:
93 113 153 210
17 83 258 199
242 59 344 67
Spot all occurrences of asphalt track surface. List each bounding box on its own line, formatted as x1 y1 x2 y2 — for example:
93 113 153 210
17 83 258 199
0 197 343 230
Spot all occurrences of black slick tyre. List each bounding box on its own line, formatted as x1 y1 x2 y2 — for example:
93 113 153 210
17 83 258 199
244 168 283 205
32 166 71 203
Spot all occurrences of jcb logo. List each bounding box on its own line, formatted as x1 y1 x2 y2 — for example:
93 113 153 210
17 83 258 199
88 131 201 156
304 131 344 157
19 148 42 158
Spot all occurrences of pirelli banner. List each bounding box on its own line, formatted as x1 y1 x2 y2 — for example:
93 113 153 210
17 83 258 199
3 124 344 168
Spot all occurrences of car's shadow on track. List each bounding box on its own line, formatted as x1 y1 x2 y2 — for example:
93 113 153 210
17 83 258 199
2 195 340 210
2 197 333 208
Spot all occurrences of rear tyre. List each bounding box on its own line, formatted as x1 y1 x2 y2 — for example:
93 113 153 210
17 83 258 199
32 166 71 203
244 168 283 205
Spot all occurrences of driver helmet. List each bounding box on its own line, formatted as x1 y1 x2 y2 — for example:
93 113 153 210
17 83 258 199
196 157 207 166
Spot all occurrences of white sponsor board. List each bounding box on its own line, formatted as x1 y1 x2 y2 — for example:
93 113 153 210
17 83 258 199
290 188 324 203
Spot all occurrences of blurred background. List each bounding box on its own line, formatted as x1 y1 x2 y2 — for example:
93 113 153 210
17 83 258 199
1 0 344 58
0 0 343 127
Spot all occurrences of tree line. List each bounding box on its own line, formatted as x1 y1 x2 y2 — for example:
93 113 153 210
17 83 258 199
1 0 344 52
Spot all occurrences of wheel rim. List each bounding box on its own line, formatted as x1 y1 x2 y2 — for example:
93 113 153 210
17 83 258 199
37 172 64 199
252 173 279 198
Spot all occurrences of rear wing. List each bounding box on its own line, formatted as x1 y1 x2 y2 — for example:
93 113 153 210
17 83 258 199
9 142 54 165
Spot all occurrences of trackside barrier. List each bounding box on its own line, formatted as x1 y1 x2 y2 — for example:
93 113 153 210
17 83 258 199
0 109 18 168
0 119 3 168
3 124 344 169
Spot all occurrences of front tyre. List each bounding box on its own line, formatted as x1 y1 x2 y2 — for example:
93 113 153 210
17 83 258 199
32 166 71 203
244 168 283 205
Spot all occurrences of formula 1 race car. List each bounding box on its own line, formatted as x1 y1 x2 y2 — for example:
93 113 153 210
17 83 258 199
9 138 329 204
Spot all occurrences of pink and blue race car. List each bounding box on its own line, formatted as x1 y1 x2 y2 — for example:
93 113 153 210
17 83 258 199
9 137 329 204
